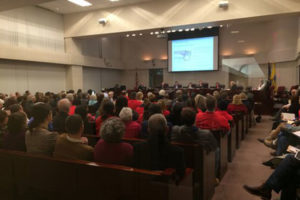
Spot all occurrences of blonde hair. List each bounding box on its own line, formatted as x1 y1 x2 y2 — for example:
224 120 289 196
195 94 206 111
119 107 133 122
240 92 247 100
232 94 243 105
136 92 144 100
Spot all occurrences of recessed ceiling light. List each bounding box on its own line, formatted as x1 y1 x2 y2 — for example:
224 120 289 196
237 40 245 43
171 30 176 32
110 0 120 2
68 0 92 7
219 25 223 27
231 30 240 34
126 34 130 37
139 33 143 36
191 28 195 31
132 33 136 37
161 31 165 34
155 31 159 35
167 30 171 33
207 26 213 29
178 29 183 32
150 32 154 35
185 28 190 31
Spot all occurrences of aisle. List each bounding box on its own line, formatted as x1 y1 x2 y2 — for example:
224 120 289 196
212 116 280 200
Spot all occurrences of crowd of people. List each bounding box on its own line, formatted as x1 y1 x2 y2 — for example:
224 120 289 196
244 88 300 200
1 86 298 199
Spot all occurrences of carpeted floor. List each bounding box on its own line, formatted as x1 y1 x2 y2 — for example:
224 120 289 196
212 116 280 200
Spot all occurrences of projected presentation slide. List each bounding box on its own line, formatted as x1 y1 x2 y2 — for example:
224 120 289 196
168 36 218 72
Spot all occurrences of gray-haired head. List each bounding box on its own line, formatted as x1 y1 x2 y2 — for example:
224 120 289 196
57 98 71 113
119 107 133 122
148 114 167 135
100 117 125 143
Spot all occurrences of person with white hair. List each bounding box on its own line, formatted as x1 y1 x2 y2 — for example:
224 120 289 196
119 107 141 138
158 89 166 97
53 98 71 133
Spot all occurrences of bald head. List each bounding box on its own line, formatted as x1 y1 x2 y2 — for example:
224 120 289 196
58 98 71 113
148 114 167 135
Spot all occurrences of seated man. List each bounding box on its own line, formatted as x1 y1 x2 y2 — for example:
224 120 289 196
133 114 185 178
171 107 217 152
195 96 230 132
53 98 71 134
244 154 300 200
53 114 94 161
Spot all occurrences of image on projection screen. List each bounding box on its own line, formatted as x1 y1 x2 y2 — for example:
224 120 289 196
168 36 218 72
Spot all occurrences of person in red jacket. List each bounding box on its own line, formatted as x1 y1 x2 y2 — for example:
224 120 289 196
227 94 248 114
128 92 142 111
95 100 114 136
196 96 230 132
119 107 141 138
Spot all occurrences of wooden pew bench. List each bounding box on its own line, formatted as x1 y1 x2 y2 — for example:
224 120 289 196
84 135 216 200
0 149 193 200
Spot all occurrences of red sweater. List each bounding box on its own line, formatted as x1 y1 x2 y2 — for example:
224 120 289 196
216 110 233 122
124 121 141 138
227 104 248 114
94 139 133 165
68 105 76 116
95 115 112 136
128 100 142 111
195 111 230 132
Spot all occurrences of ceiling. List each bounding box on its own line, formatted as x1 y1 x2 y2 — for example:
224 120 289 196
0 0 54 12
38 0 157 14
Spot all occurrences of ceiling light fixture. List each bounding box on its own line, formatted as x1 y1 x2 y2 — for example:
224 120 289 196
237 40 245 43
155 31 159 35
68 0 92 7
132 33 136 37
139 33 143 36
219 25 223 27
150 32 154 35
185 28 190 31
109 0 120 2
191 28 195 31
167 30 171 33
178 29 183 32
171 30 176 33
126 34 130 37
207 26 213 29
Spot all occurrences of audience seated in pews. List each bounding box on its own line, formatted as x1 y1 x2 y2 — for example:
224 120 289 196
53 114 94 161
94 117 133 165
53 98 71 133
95 99 114 135
25 103 58 156
133 114 185 178
119 107 141 138
171 108 217 152
196 96 230 132
2 112 27 152
227 94 248 114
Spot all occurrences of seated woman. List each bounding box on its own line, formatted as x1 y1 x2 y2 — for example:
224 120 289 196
157 99 170 117
133 114 185 178
119 107 141 138
216 100 233 122
95 99 114 136
3 112 27 151
75 105 94 135
25 103 58 156
227 94 248 114
94 117 133 165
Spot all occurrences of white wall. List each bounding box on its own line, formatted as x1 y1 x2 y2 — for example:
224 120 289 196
83 67 122 92
0 6 64 53
0 60 66 94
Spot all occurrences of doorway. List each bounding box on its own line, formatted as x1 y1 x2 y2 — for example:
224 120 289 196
149 69 163 88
